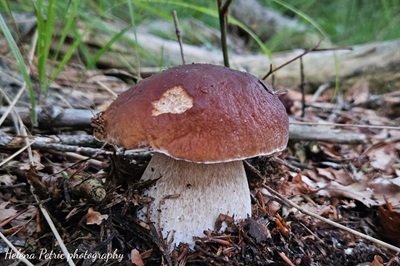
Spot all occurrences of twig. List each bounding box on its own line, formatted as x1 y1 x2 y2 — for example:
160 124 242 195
289 123 367 144
0 139 35 167
277 252 296 266
291 121 400 130
36 203 75 266
0 85 25 130
244 161 400 253
0 134 152 159
0 106 95 128
172 10 185 65
0 230 34 266
0 182 27 189
217 0 232 67
64 152 104 168
95 80 118 99
300 56 305 118
311 83 330 103
263 39 323 80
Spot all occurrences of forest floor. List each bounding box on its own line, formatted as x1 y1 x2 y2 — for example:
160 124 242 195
0 46 400 265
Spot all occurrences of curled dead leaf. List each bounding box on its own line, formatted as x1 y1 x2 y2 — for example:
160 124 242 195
256 188 282 216
281 173 316 197
370 255 384 266
274 213 290 238
131 249 144 266
86 207 108 225
215 213 235 232
377 202 400 246
247 219 271 243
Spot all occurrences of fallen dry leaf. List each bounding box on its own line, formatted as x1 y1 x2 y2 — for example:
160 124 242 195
0 202 18 222
131 249 144 266
19 150 44 171
86 207 108 225
368 143 396 172
257 188 282 216
215 213 235 232
318 181 378 207
247 219 271 243
280 173 316 197
345 79 370 105
0 174 17 186
377 202 400 246
370 255 384 266
274 213 290 238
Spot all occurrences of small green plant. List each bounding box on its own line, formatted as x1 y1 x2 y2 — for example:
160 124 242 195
0 14 36 123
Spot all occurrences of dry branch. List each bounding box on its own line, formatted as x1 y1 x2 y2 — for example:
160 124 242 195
0 133 151 159
288 124 367 144
0 107 367 144
0 106 94 129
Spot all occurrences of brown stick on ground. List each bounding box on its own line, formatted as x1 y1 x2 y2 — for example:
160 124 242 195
0 134 152 159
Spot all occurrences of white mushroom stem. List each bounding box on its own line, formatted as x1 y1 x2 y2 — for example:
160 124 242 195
140 153 251 246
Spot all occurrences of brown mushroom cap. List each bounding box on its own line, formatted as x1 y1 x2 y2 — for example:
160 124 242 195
95 64 288 163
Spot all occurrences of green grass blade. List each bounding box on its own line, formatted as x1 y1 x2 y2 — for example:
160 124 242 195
72 24 94 68
271 0 328 39
50 26 82 81
0 14 36 124
127 0 135 26
34 0 46 91
52 0 81 63
89 27 130 67
0 0 12 14
229 18 271 57
127 0 142 78
35 0 57 93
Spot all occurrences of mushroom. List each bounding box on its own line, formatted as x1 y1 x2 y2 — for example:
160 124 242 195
93 64 288 246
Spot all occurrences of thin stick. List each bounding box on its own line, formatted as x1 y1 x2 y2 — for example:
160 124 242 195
95 80 118 99
0 134 152 159
278 252 296 266
0 230 34 266
291 121 400 130
217 0 232 67
0 85 25 128
37 205 75 266
244 161 400 253
263 39 323 80
0 139 35 168
300 56 305 118
172 10 185 65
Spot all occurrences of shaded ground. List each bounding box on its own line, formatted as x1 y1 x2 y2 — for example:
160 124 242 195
0 56 400 265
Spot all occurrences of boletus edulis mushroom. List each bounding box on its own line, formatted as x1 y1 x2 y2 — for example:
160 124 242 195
93 64 288 246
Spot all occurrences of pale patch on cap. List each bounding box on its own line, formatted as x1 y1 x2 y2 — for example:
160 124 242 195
152 86 193 116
